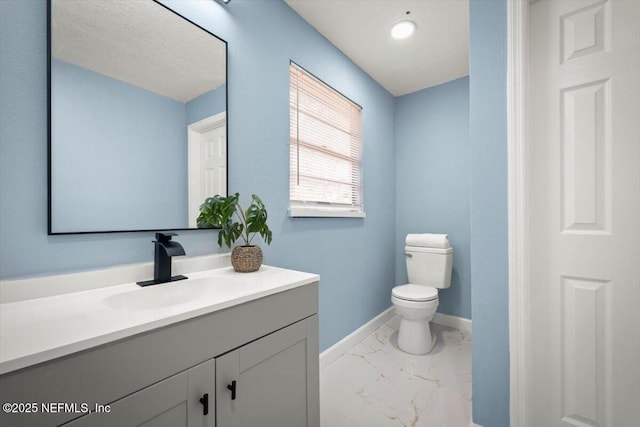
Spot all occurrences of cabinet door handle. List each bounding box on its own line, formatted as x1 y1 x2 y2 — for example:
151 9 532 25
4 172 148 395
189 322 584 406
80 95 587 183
227 380 237 400
199 393 209 416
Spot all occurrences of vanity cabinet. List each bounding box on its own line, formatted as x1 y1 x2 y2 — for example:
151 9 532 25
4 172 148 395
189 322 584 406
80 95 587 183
66 359 215 427
0 281 319 427
64 316 318 427
216 317 318 427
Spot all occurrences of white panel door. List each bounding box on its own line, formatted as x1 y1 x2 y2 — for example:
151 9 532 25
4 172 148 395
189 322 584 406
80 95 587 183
200 125 227 200
529 1 640 426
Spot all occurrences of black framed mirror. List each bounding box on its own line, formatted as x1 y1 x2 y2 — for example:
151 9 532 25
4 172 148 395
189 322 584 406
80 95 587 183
48 0 227 234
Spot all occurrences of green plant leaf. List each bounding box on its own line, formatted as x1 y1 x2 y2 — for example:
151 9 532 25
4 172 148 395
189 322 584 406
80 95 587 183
245 194 272 246
197 195 229 228
246 195 267 233
220 221 243 248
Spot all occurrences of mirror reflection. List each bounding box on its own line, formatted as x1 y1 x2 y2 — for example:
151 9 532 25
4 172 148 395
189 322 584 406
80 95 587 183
49 0 227 233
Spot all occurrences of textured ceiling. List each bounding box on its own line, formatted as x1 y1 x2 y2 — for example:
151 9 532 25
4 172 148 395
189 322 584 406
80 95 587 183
52 0 226 103
286 0 469 96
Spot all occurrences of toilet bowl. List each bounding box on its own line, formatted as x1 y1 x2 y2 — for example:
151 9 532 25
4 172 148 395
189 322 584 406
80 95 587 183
391 239 453 355
392 285 439 354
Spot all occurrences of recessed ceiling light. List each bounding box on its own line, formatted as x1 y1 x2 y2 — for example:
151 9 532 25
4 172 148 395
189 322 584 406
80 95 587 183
391 20 416 40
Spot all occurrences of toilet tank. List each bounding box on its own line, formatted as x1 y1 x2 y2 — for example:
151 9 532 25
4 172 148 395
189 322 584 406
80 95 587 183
405 246 453 288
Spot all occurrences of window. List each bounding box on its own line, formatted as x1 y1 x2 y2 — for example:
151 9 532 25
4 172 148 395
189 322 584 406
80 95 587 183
289 63 365 218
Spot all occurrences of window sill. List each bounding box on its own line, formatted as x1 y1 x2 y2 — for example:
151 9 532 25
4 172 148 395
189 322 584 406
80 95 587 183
288 206 366 218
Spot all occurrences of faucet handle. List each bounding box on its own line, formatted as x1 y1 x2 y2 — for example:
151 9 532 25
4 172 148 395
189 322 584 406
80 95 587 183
155 232 178 243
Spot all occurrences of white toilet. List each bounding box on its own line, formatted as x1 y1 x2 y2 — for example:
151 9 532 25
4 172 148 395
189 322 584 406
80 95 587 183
391 235 453 354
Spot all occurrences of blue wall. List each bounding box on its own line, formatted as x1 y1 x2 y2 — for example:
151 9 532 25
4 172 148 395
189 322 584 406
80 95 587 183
469 0 509 426
395 77 471 320
51 59 188 231
186 86 226 125
0 0 396 352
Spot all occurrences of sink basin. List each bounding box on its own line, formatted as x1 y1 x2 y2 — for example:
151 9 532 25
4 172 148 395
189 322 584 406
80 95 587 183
103 276 243 311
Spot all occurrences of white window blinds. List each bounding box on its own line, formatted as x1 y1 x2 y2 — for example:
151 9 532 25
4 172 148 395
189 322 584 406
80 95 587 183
289 63 364 217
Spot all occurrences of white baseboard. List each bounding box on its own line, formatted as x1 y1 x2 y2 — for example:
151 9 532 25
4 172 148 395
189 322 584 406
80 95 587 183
469 422 483 427
432 312 472 333
319 307 395 371
319 308 473 371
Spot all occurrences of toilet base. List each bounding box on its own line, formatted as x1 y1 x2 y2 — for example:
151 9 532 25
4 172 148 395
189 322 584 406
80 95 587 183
397 317 436 355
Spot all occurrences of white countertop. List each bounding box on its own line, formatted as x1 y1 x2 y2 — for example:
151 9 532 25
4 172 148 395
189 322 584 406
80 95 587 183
0 265 319 375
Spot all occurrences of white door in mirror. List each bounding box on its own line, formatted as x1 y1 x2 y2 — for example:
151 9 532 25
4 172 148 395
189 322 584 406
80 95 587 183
188 112 227 227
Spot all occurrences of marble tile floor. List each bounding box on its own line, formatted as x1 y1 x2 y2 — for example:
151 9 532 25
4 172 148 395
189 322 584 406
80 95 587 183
320 316 472 427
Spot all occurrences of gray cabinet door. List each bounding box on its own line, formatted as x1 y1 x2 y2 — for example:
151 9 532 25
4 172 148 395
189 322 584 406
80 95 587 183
216 315 319 427
65 359 215 427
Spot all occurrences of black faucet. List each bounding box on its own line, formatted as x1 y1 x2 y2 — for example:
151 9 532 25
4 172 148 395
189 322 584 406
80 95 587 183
137 232 188 287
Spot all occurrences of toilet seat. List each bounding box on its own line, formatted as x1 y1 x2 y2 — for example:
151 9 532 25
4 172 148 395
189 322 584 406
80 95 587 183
392 284 438 302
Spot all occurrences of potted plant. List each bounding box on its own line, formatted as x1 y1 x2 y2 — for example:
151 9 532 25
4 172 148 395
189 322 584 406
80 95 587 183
197 193 273 272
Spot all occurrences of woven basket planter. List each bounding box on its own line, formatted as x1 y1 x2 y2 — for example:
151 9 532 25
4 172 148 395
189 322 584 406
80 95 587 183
231 245 263 273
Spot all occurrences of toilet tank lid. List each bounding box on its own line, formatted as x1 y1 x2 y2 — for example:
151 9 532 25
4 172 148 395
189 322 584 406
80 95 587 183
392 284 438 301
404 246 453 254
